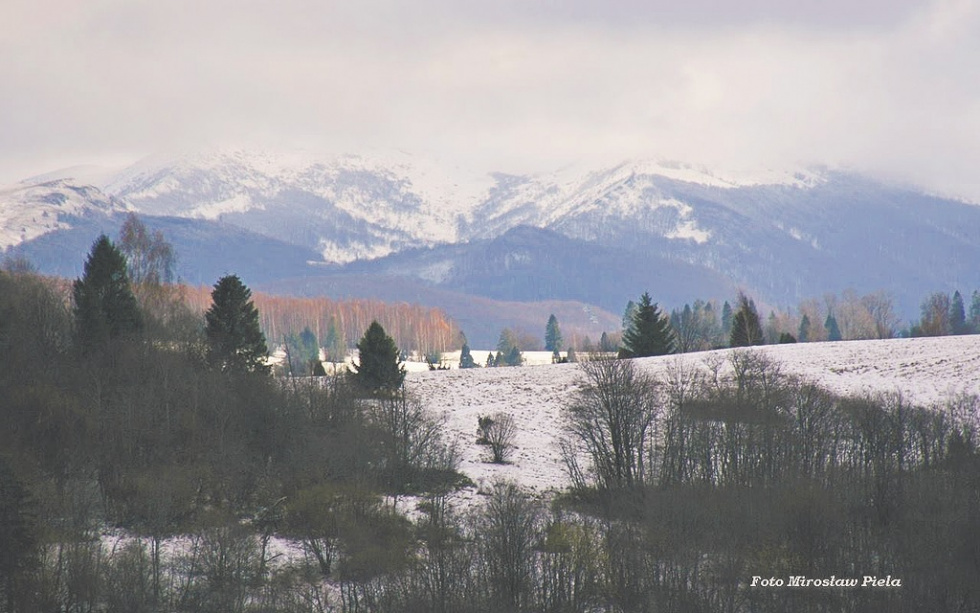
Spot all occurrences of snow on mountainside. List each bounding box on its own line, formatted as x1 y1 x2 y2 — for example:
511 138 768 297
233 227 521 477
103 149 496 263
465 159 826 241
99 150 835 264
0 180 126 250
409 336 980 501
7 149 980 326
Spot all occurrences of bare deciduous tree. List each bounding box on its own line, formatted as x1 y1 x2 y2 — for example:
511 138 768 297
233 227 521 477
565 358 661 490
479 413 518 464
477 481 540 612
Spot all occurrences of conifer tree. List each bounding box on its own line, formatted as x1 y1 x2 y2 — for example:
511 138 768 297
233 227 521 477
969 291 980 333
825 313 843 341
504 345 524 367
459 342 477 369
599 331 616 353
729 292 765 347
619 292 675 358
352 320 405 391
544 314 563 352
72 234 142 353
950 290 967 335
721 301 733 337
204 274 270 374
798 314 811 342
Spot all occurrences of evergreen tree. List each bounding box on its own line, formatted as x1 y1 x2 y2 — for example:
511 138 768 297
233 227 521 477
204 274 270 374
798 314 811 342
544 314 563 352
72 234 142 353
729 292 765 347
599 331 617 352
950 290 967 335
721 300 733 337
619 292 675 358
824 313 843 341
779 332 797 344
459 342 477 369
969 291 980 333
504 345 524 367
352 320 405 391
766 311 779 344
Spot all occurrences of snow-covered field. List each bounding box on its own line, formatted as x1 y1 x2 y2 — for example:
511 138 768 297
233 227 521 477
407 336 980 501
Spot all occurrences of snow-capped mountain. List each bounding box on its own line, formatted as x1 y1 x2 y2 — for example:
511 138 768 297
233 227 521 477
4 149 980 330
102 149 494 263
0 179 126 250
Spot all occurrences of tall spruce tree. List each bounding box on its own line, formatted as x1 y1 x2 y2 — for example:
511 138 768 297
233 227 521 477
72 234 142 353
544 314 563 352
729 292 765 347
950 290 967 335
619 292 675 358
721 300 734 337
798 314 812 342
352 321 405 391
204 275 269 374
969 291 980 333
825 313 843 341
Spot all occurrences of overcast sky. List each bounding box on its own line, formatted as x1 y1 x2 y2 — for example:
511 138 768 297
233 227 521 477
1 0 978 199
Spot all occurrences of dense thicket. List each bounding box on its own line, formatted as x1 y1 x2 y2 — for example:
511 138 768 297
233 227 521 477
0 266 460 612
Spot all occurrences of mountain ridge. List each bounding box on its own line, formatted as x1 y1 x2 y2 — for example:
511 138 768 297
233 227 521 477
4 150 980 338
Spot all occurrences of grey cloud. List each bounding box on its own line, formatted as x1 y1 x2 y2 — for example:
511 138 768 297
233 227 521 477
0 0 977 202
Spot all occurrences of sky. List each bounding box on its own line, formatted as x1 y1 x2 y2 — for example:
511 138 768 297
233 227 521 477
1 0 978 200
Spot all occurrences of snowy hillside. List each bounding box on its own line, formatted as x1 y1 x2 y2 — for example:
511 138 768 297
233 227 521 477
407 336 980 501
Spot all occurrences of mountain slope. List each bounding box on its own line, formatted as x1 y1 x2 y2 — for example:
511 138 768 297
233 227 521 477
6 151 980 326
102 150 492 262
0 180 126 250
328 225 734 315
